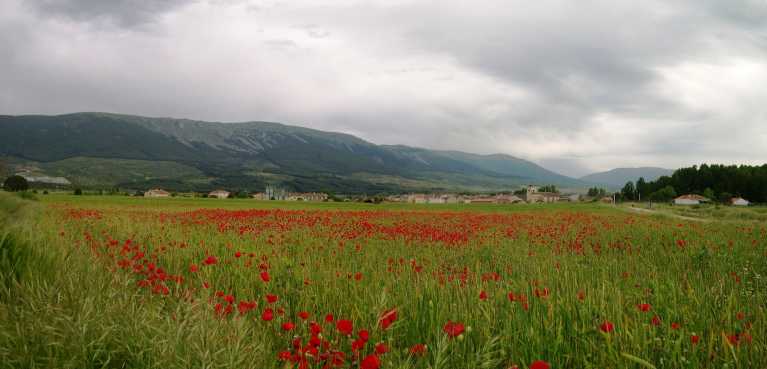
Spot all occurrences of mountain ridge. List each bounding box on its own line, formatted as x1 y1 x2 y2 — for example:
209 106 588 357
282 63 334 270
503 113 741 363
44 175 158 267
0 112 590 193
580 167 674 188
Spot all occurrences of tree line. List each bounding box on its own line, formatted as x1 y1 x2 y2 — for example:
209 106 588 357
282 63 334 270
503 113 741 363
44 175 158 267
618 164 767 203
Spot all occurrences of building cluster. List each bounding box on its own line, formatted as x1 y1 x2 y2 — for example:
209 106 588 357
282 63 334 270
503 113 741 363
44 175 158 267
388 186 581 205
673 194 750 206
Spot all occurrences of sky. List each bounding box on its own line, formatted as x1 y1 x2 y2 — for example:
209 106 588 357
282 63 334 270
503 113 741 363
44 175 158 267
1 0 766 177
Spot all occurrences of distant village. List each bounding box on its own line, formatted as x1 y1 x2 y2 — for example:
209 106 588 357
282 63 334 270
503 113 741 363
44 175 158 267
3 169 755 207
140 184 753 206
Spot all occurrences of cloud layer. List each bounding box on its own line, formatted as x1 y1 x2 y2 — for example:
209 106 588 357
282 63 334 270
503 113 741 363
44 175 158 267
2 0 766 176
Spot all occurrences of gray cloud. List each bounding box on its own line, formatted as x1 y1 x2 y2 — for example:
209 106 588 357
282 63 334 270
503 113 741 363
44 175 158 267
1 0 766 177
26 0 196 27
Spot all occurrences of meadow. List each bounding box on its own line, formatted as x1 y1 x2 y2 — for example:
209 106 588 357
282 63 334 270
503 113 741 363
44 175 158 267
0 194 765 369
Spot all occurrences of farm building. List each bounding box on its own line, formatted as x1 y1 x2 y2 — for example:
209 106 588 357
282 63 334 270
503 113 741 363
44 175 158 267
674 194 710 205
731 197 750 206
144 189 170 198
496 194 524 204
526 192 559 203
208 190 230 199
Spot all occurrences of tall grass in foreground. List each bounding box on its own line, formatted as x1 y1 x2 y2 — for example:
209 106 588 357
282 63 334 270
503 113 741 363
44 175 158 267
0 195 765 368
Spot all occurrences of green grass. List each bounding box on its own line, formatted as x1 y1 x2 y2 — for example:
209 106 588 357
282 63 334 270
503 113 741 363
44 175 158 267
0 195 765 369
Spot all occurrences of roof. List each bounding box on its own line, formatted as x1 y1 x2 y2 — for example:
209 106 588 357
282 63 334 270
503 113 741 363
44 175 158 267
147 189 170 194
731 197 749 202
675 194 709 201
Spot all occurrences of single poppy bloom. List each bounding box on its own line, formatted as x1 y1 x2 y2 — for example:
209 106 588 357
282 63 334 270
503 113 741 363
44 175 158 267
360 354 381 369
379 309 397 330
224 294 234 304
637 303 651 312
600 321 614 333
651 315 661 326
266 294 278 303
282 322 296 331
409 343 427 356
690 335 700 345
260 271 270 282
443 321 465 338
479 290 488 300
375 342 389 354
309 322 322 335
351 338 366 352
671 322 681 330
354 272 363 281
298 311 310 320
189 264 199 273
261 308 274 321
203 256 217 265
325 314 334 323
358 329 370 342
336 319 353 335
278 351 291 361
530 360 550 369
234 251 242 258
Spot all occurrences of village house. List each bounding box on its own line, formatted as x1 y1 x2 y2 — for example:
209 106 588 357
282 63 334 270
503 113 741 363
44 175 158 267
731 197 750 206
522 185 558 203
208 190 230 199
286 192 329 202
407 194 428 204
144 189 171 198
674 194 710 205
495 194 524 204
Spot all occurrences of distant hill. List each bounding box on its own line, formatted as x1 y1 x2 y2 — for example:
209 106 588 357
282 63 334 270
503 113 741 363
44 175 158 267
0 112 588 193
580 167 674 188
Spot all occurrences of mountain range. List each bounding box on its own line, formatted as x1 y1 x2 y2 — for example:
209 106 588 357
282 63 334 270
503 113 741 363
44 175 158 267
0 112 664 193
579 167 674 188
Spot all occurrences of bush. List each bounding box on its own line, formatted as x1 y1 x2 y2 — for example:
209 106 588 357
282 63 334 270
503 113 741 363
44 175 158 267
3 175 29 192
74 188 83 196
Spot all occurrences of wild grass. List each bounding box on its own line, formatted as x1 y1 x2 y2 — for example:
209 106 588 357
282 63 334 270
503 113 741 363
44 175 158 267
0 194 765 369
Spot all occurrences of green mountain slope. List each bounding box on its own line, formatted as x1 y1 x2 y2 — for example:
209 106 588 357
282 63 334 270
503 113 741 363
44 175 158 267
0 112 588 193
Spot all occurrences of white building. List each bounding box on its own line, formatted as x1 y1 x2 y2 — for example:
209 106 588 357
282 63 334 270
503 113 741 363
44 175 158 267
144 189 170 198
731 197 750 206
674 194 709 205
208 190 230 199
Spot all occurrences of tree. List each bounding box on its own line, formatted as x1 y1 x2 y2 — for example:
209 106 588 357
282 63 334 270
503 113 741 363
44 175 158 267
702 188 715 201
648 185 677 202
587 187 607 198
620 181 636 201
74 188 83 195
636 177 648 200
539 185 558 193
3 175 29 192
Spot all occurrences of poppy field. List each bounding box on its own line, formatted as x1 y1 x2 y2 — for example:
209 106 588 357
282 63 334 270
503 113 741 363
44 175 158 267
1 196 766 369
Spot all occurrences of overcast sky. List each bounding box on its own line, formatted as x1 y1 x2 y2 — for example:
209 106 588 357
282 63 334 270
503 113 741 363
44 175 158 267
2 0 766 177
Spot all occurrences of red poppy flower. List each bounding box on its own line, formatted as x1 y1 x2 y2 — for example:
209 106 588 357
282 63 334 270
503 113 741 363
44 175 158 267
261 308 274 321
637 303 651 312
375 342 389 354
358 329 370 342
443 321 465 338
325 314 334 323
479 290 488 300
690 335 700 345
600 321 614 333
260 271 270 282
409 343 427 356
651 315 661 326
379 309 397 330
278 351 291 361
351 338 366 352
336 319 353 335
266 294 278 303
203 256 217 265
671 322 681 330
530 360 550 369
282 322 296 331
360 354 380 369
234 251 242 258
189 264 199 273
298 311 310 320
